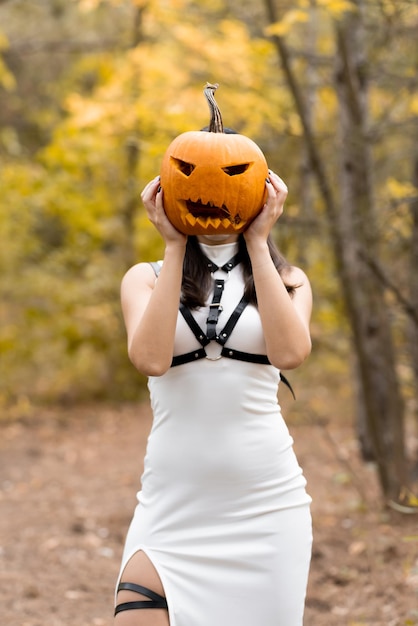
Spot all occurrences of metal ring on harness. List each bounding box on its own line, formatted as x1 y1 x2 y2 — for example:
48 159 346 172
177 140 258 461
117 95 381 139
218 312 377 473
205 353 223 361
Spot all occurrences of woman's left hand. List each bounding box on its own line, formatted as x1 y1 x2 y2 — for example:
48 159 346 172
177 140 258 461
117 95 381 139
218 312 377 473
243 170 288 245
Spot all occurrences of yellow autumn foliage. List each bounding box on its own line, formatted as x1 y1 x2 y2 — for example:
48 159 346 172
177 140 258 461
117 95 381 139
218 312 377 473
0 0 416 407
317 0 355 17
265 10 309 38
386 177 418 201
0 32 15 91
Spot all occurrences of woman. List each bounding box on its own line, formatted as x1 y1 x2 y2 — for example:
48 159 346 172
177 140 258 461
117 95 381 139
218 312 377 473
116 170 313 626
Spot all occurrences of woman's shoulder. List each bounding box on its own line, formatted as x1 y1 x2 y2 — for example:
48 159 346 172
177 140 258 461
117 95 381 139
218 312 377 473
121 261 161 290
282 265 310 287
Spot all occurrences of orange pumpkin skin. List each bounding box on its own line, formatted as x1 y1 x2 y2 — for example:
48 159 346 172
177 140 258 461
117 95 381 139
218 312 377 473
160 130 268 235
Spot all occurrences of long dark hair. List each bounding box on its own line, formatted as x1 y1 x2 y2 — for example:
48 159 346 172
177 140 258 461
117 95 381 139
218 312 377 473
181 234 294 308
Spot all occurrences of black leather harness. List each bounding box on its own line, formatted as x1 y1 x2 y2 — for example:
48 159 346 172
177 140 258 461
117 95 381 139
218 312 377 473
149 257 294 397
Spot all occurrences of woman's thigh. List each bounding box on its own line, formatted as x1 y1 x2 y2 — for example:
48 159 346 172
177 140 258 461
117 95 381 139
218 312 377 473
114 551 170 626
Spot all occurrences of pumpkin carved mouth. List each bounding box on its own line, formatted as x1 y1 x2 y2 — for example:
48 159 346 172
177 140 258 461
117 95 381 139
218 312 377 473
184 198 242 228
181 199 243 230
186 199 230 218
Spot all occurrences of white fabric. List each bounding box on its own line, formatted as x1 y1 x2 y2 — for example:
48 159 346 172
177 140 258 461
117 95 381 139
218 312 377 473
117 241 312 626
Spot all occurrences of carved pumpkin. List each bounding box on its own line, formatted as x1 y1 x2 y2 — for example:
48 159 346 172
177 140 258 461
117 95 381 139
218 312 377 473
160 83 268 235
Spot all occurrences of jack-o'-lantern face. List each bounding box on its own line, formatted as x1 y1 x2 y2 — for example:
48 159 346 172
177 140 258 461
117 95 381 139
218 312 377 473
160 131 268 235
159 83 269 236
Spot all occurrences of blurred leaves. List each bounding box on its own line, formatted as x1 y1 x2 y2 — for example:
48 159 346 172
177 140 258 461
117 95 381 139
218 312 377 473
265 10 309 37
0 33 15 91
0 0 417 409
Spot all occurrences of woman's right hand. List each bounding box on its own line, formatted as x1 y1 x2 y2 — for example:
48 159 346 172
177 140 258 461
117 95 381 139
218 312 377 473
141 176 187 246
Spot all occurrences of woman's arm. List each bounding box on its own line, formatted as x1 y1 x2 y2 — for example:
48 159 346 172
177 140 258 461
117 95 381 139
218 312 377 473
121 177 187 376
244 172 312 370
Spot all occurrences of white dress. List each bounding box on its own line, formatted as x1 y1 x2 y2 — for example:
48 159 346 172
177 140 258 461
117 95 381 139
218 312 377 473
117 241 312 626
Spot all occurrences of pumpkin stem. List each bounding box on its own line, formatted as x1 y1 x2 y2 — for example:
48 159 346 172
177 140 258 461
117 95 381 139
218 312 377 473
204 82 224 133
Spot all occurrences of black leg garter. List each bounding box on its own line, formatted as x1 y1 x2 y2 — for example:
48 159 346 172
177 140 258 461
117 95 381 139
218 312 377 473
115 582 168 616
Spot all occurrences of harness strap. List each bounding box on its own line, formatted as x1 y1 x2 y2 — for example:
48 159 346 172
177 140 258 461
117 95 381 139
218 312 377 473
215 296 248 345
205 251 242 340
115 582 168 615
205 251 242 274
179 305 210 347
206 279 225 339
149 253 241 278
220 347 270 364
117 582 166 603
171 348 207 366
180 296 248 348
148 261 295 397
171 347 295 398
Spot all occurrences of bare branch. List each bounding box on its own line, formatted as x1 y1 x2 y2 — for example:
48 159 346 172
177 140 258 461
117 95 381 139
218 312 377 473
359 247 418 326
263 0 339 233
6 38 126 56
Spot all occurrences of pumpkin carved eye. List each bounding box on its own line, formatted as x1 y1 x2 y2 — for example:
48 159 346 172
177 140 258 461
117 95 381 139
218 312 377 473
171 157 195 177
222 163 251 177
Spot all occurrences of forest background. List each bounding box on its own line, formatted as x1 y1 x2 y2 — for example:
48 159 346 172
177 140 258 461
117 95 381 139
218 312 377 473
1 1 418 624
1 0 418 502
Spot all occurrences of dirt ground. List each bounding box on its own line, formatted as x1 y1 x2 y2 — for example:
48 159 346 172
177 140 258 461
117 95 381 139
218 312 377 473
1 401 418 626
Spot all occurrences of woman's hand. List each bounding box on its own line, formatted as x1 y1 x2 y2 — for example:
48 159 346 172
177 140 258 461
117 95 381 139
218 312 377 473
243 170 287 246
141 176 187 247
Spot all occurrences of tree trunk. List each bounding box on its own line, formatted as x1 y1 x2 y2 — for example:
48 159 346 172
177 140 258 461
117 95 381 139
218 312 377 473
120 4 146 268
409 148 418 421
333 6 406 500
263 0 408 501
297 0 318 267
